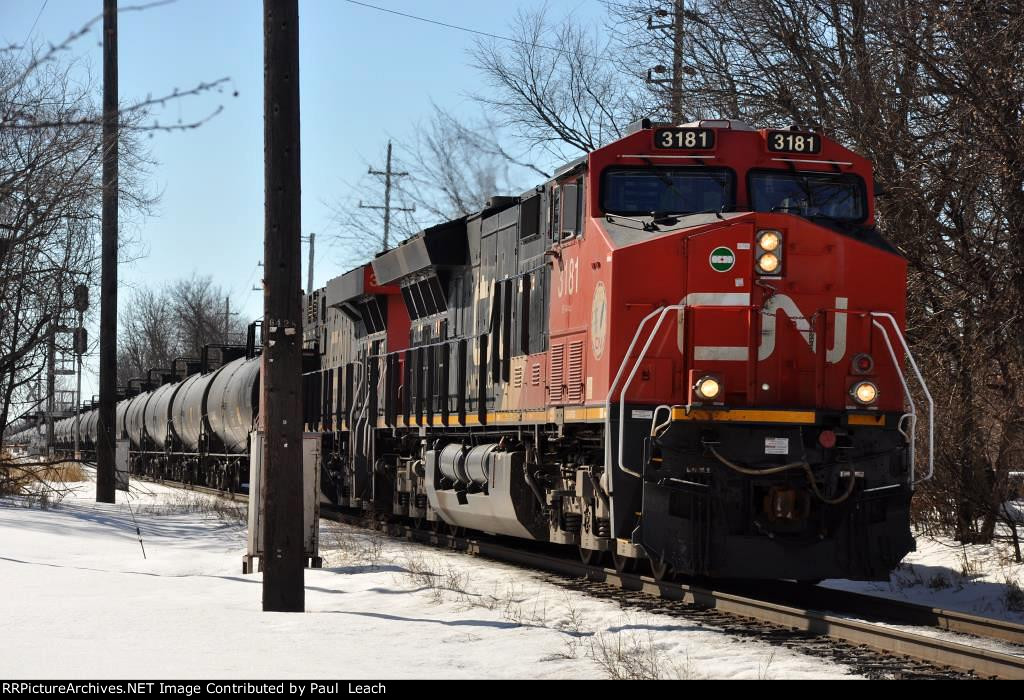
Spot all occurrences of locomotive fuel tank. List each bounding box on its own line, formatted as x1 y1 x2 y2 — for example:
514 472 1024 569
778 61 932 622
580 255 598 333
426 443 547 539
206 356 260 453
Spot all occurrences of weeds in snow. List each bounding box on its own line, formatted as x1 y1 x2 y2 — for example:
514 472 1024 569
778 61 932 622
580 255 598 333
1004 577 1024 612
133 491 245 523
321 527 386 568
757 651 777 680
587 628 699 680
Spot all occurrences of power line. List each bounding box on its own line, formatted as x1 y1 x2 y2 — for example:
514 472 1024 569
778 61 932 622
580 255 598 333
341 0 601 60
19 0 49 52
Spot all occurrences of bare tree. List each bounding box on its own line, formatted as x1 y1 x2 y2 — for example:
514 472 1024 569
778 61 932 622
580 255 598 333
117 275 247 385
0 52 155 439
399 104 548 220
470 5 653 161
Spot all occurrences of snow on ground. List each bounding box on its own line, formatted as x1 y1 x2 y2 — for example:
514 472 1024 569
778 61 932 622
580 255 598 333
0 474 858 680
822 523 1024 626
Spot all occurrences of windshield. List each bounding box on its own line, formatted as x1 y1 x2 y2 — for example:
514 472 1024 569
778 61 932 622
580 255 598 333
601 168 733 216
749 171 865 221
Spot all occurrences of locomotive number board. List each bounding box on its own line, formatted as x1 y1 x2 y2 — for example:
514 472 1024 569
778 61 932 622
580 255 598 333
654 127 715 150
766 130 821 154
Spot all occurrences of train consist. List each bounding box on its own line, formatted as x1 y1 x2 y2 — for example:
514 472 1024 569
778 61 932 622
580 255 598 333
40 118 933 581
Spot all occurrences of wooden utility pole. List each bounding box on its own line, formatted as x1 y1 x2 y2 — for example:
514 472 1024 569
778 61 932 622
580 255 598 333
261 0 305 612
359 141 414 252
670 0 685 124
96 0 118 504
305 232 314 293
646 0 689 124
223 296 238 343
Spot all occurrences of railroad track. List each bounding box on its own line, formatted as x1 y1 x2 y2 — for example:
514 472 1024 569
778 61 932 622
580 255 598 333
140 478 1024 679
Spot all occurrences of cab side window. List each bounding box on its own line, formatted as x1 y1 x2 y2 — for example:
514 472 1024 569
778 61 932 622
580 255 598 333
552 176 586 242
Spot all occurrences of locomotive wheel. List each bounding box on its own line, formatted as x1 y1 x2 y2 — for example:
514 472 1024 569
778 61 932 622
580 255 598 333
579 547 603 567
648 558 673 582
612 551 637 574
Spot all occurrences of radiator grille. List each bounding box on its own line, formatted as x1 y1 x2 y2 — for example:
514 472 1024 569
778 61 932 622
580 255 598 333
567 340 584 404
548 343 565 402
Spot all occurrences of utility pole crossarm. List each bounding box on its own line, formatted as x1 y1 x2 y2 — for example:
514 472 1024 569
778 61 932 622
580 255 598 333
358 141 415 252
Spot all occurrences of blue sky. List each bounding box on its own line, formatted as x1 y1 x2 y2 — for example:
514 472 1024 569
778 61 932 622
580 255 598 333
1 0 604 394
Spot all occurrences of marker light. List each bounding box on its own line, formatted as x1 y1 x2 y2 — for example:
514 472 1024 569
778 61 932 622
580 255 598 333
757 253 780 274
851 381 878 405
758 230 782 252
852 353 874 374
695 375 721 401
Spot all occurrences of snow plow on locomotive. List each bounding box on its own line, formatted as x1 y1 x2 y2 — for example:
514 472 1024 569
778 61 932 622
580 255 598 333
304 118 933 581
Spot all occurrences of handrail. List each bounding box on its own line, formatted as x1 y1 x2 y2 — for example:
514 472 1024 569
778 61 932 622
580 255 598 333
872 321 917 482
606 305 687 479
605 306 669 478
871 313 934 484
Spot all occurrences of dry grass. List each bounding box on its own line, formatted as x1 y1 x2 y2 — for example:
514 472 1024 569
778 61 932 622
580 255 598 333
587 628 701 680
1 458 87 507
133 490 247 523
1 460 85 491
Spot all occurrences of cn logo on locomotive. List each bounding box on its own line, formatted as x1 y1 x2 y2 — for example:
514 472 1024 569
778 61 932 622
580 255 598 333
676 292 848 362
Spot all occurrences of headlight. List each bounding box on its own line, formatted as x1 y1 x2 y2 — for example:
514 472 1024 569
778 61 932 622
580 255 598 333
757 230 781 252
755 229 783 275
694 375 721 401
851 381 878 405
757 253 780 274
